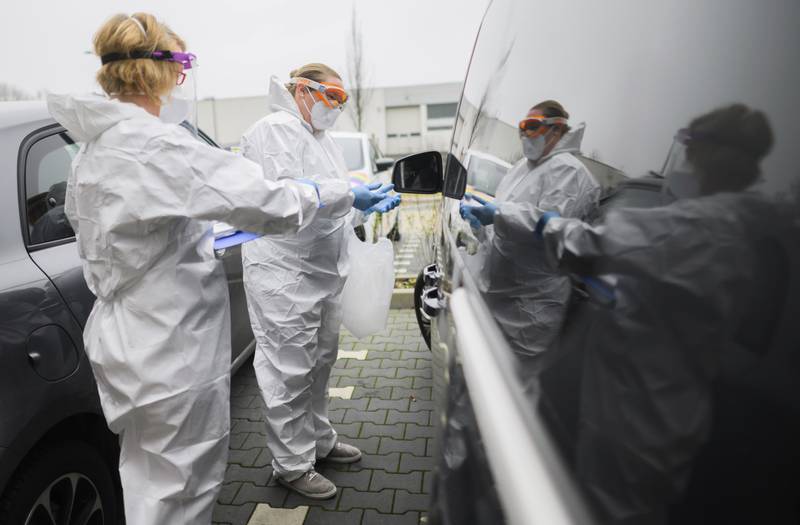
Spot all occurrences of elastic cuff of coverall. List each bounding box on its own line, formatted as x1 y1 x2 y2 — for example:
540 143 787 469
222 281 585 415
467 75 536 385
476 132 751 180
318 179 355 214
535 211 560 239
295 178 324 208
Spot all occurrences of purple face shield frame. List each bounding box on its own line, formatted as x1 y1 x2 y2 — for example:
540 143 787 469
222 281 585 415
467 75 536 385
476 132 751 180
100 50 197 70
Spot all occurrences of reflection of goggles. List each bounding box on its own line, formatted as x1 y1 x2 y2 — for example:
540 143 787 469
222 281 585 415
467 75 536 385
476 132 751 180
518 115 568 136
291 77 349 109
101 50 197 70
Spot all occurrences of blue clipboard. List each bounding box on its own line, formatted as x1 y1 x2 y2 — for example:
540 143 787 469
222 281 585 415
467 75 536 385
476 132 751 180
214 230 262 250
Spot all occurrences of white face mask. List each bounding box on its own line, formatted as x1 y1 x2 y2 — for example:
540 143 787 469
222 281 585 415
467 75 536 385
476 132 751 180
522 134 548 161
310 100 341 130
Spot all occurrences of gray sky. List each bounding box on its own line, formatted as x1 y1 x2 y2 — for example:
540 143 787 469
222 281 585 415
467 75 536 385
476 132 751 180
0 0 488 99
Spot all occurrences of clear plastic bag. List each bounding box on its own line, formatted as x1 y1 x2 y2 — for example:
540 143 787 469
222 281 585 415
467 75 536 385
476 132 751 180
341 230 395 339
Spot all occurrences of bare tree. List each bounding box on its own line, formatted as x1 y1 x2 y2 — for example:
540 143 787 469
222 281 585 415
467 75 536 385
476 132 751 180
0 83 41 101
346 6 371 132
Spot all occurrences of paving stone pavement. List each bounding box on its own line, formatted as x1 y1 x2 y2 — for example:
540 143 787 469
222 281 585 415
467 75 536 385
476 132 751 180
213 309 433 525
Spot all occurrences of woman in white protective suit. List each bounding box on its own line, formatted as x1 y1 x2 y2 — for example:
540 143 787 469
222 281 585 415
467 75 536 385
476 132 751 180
240 64 398 499
47 15 395 524
460 100 601 360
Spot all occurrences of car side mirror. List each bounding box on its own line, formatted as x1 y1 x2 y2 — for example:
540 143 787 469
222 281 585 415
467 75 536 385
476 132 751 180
375 157 395 172
442 153 467 200
391 151 443 194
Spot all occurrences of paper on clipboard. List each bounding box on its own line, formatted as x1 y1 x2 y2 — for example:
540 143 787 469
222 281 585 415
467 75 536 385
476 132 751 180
213 222 263 250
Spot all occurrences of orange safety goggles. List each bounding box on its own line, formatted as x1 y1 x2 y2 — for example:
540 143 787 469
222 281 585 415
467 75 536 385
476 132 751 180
518 115 568 136
293 78 349 109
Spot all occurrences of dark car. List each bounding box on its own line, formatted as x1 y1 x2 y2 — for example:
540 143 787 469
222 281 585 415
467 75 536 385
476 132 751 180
0 102 255 524
393 0 799 523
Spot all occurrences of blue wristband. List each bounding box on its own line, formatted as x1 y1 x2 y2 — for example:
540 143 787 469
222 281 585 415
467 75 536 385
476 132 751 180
535 211 560 239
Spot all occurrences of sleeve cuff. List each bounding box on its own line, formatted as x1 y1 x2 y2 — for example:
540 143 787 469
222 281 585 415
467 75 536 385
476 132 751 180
535 211 560 239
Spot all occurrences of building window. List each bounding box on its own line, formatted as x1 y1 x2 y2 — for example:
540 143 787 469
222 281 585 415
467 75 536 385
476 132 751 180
427 103 458 119
427 102 457 132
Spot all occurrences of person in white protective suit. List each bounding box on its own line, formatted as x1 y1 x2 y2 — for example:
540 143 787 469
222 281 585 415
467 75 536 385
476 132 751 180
460 100 600 358
240 63 399 499
478 104 792 523
47 16 395 524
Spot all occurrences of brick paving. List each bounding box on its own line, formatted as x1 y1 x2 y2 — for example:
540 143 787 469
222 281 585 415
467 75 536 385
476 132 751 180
213 310 432 525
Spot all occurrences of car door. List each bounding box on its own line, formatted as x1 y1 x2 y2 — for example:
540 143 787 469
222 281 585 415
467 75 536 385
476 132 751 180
21 123 252 368
196 130 254 367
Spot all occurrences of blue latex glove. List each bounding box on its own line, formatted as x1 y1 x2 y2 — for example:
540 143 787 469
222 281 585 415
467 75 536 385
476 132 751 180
352 182 395 211
459 193 497 227
366 194 402 215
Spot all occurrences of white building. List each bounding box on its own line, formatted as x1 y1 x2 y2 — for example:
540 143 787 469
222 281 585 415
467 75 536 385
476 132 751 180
197 82 462 158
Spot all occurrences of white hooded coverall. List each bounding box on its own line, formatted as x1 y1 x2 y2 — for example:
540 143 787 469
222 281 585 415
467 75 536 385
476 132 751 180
483 124 600 356
240 77 354 480
47 93 353 524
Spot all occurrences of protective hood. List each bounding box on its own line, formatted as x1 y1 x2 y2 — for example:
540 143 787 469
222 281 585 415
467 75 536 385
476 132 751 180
47 93 154 143
267 76 313 133
539 123 586 163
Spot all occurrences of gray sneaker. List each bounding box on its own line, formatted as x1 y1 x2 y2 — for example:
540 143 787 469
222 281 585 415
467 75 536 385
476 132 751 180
317 441 362 464
277 469 337 500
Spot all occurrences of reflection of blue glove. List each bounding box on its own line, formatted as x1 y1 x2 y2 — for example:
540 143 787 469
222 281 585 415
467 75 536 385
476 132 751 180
366 194 402 215
459 193 497 227
352 182 395 211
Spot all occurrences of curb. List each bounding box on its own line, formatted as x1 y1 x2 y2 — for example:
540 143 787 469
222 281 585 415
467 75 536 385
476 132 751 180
390 288 415 309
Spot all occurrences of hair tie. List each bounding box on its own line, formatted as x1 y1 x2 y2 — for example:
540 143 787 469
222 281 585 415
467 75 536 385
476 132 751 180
129 16 147 38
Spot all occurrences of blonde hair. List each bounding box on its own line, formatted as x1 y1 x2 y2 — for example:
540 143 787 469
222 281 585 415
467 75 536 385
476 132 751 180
286 63 341 95
94 13 185 103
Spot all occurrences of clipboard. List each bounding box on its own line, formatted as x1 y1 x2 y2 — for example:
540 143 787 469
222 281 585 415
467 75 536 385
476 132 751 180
214 230 262 250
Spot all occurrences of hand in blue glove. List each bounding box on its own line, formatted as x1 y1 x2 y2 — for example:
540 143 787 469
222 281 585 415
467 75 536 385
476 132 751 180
352 182 396 211
366 194 402 215
459 193 497 228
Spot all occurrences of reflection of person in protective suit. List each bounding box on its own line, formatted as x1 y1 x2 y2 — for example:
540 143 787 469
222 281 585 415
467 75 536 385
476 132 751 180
240 63 364 500
460 100 600 358
30 181 74 244
535 105 788 523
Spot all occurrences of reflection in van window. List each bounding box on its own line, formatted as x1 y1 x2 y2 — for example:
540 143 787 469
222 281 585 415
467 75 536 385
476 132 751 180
466 153 511 197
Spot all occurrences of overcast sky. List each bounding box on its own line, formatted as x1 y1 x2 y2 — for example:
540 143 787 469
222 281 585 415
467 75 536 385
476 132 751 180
0 0 488 99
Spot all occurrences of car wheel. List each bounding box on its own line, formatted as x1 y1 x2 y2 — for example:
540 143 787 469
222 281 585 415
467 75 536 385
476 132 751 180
0 440 120 525
414 268 432 349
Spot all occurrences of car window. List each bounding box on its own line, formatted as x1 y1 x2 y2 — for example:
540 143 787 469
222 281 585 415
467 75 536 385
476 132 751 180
25 132 79 245
447 0 800 522
333 136 364 172
466 154 510 197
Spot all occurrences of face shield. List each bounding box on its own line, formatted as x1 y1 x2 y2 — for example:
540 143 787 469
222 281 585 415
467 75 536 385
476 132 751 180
661 128 701 199
100 50 199 135
154 51 199 135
